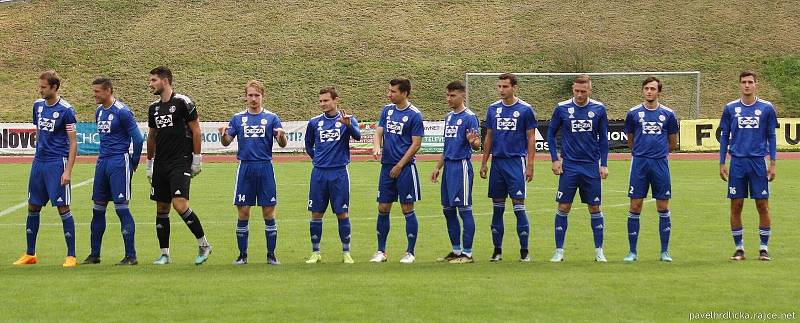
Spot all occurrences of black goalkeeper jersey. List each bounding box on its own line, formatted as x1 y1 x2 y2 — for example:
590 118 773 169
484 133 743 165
147 92 198 164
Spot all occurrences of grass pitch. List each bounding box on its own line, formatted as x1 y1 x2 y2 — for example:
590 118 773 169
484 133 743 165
0 159 797 321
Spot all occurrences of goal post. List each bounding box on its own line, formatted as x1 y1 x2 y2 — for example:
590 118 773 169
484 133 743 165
465 71 701 120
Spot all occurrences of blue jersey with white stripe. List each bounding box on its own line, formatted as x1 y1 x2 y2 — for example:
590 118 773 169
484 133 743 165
304 112 361 168
624 103 679 159
547 98 609 166
96 100 141 158
719 97 778 162
443 108 479 160
32 97 77 162
484 99 538 158
226 108 283 161
378 103 424 165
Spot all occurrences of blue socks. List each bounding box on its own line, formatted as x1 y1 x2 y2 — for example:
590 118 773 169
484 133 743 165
627 212 640 253
490 202 505 248
310 218 323 252
513 204 529 249
658 210 671 253
90 203 107 257
458 206 475 255
60 211 76 257
590 212 604 249
554 210 569 249
405 210 418 255
236 219 249 258
731 227 744 250
25 210 40 255
264 219 277 256
759 226 770 250
443 207 461 252
376 212 390 252
115 204 136 258
338 217 351 252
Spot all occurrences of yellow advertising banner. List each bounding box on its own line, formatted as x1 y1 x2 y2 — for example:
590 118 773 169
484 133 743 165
679 118 800 151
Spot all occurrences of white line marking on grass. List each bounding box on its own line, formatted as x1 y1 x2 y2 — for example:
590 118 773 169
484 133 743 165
0 178 93 217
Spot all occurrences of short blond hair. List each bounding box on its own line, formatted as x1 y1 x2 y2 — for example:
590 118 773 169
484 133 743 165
573 74 591 85
244 80 265 96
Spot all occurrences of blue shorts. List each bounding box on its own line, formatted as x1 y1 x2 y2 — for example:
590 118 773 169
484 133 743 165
556 161 601 205
488 156 527 199
377 163 421 204
233 161 277 206
441 159 473 207
28 158 71 207
628 157 672 200
308 166 350 214
92 153 133 203
728 157 769 199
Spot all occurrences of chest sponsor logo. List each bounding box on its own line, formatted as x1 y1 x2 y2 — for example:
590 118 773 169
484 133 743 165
386 120 404 134
155 115 173 128
496 118 517 131
641 121 662 135
243 125 266 137
37 117 55 132
737 116 759 129
571 119 593 132
444 125 459 138
97 120 112 133
319 129 341 142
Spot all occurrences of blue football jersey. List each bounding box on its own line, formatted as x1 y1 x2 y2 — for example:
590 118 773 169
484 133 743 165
547 98 609 166
378 103 424 165
96 100 142 158
719 97 778 162
443 108 479 160
624 104 679 159
304 112 361 168
484 99 538 158
226 109 283 161
32 97 77 162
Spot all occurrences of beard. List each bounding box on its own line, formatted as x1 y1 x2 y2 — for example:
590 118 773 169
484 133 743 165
152 87 162 95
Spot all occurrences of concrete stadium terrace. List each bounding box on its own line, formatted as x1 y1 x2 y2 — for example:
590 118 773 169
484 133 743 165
1 152 799 164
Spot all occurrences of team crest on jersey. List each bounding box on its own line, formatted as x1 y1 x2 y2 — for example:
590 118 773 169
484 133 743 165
496 118 517 131
513 111 520 118
243 125 266 137
108 114 114 121
568 107 575 118
155 115 174 128
386 120 404 134
737 117 759 129
37 106 43 113
402 116 409 122
169 106 176 113
755 109 762 116
641 122 662 134
97 120 112 133
658 115 665 122
317 120 324 127
52 111 59 119
242 116 248 123
444 125 459 137
588 111 595 118
37 117 55 132
456 119 463 125
388 110 394 116
496 107 502 114
571 119 592 132
335 121 342 128
319 129 341 142
261 118 268 125
734 107 741 117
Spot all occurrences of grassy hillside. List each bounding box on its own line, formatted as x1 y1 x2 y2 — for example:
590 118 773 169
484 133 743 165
1 1 799 123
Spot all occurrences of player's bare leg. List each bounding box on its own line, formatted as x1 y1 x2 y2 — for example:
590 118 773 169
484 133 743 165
729 198 745 260
755 199 771 260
